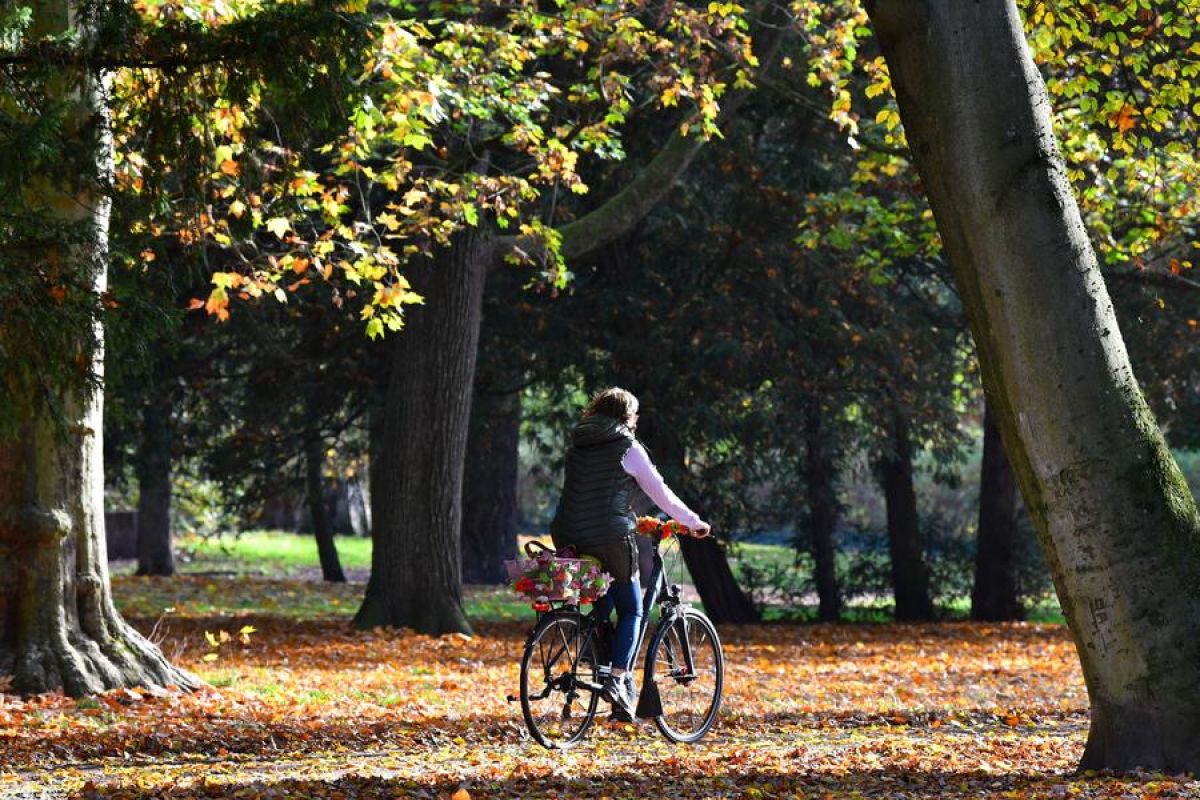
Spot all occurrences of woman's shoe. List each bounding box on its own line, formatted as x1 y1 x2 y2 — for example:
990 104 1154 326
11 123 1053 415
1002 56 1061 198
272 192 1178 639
602 674 636 721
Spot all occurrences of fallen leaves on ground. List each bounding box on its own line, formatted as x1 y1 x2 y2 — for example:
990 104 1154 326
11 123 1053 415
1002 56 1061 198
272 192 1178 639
0 576 1196 798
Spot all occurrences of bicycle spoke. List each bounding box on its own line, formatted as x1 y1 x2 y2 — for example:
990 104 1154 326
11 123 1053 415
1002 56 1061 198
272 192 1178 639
520 614 598 749
648 611 723 743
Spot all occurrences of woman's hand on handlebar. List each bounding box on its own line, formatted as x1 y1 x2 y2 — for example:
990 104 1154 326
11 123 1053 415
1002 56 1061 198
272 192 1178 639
692 521 712 538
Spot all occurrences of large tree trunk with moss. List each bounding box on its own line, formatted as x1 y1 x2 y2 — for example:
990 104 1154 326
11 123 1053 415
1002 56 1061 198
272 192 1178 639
0 13 196 694
869 0 1200 770
802 401 841 622
972 400 1022 621
354 231 488 635
135 384 175 577
461 387 520 584
877 410 933 621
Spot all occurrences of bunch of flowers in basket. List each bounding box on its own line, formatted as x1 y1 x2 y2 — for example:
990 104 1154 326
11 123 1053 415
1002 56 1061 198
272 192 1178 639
636 516 691 540
506 549 612 610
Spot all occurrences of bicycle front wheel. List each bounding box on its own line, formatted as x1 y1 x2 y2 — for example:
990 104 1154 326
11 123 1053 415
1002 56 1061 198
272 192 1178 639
644 608 724 743
519 611 599 749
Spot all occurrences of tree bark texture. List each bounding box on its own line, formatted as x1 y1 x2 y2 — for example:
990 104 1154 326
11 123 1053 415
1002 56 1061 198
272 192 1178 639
460 387 520 584
869 0 1200 770
354 230 489 635
972 400 1023 621
877 411 934 621
0 7 196 692
135 387 175 576
803 402 841 622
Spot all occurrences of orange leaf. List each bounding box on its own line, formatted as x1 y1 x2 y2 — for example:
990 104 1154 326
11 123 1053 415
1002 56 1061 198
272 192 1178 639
1112 104 1136 134
451 789 471 800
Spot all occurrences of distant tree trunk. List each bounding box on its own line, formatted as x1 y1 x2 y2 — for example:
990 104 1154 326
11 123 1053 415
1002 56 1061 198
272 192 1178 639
0 12 195 693
675 536 760 624
636 414 759 624
877 410 934 621
304 429 346 583
972 400 1022 620
870 0 1200 770
354 230 488 634
301 315 346 583
802 401 841 621
461 388 520 584
135 389 175 576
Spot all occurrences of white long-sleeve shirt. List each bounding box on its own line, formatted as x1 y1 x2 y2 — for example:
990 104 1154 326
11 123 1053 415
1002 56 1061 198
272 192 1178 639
620 442 704 529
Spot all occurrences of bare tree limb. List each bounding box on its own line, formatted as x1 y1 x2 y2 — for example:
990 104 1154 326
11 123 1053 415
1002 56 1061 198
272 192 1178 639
491 1 794 269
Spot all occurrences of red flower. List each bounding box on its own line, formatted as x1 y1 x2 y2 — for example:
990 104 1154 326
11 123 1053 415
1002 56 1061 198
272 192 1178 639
514 577 535 593
661 519 691 539
636 516 662 535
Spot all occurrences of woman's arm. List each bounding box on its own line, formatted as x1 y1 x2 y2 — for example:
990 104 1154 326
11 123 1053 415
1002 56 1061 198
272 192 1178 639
621 442 706 530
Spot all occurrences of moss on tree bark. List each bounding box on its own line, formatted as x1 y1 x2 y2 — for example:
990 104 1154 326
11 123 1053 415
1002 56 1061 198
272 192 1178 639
868 0 1200 770
1 0 196 696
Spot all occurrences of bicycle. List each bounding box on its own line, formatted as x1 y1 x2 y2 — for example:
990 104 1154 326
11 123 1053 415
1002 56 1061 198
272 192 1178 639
511 532 725 749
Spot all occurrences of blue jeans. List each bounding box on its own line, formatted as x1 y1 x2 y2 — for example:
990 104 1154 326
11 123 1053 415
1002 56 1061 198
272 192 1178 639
593 579 642 671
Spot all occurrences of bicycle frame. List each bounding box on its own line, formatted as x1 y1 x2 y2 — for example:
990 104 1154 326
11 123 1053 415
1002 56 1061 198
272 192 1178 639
632 536 689 661
516 535 699 712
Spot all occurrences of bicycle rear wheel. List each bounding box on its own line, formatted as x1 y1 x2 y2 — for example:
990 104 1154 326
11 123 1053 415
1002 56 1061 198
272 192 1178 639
644 608 723 743
519 611 599 749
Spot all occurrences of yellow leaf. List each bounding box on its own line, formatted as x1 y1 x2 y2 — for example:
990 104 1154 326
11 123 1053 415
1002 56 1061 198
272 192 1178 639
265 217 291 239
202 653 219 662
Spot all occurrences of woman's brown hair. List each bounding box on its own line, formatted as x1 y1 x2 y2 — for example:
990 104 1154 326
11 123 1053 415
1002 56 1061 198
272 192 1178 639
583 387 639 424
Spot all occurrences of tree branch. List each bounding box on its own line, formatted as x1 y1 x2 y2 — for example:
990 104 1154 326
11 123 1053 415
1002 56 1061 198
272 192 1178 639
492 0 794 268
1107 269 1200 295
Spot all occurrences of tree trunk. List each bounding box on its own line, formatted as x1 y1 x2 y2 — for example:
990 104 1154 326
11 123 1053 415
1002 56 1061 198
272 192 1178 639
802 402 841 622
0 12 196 693
636 416 759 624
972 399 1022 621
304 430 346 583
675 535 760 624
869 0 1200 770
460 387 520 584
299 317 346 584
877 410 933 621
135 387 175 576
354 231 488 634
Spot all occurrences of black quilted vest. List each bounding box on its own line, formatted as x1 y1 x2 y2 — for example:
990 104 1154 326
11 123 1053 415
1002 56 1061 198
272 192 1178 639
549 415 638 549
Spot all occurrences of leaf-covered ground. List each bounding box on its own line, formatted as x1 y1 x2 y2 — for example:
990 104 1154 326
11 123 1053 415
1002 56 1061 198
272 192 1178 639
2 576 1197 799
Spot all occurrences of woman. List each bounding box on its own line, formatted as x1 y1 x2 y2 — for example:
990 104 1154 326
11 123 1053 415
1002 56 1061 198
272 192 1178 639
549 387 710 720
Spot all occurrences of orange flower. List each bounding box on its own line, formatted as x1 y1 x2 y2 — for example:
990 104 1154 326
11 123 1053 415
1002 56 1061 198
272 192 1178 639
636 516 662 536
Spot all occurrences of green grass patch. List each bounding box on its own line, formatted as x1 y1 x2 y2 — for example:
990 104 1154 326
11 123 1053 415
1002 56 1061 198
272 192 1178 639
179 529 373 576
110 529 374 579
